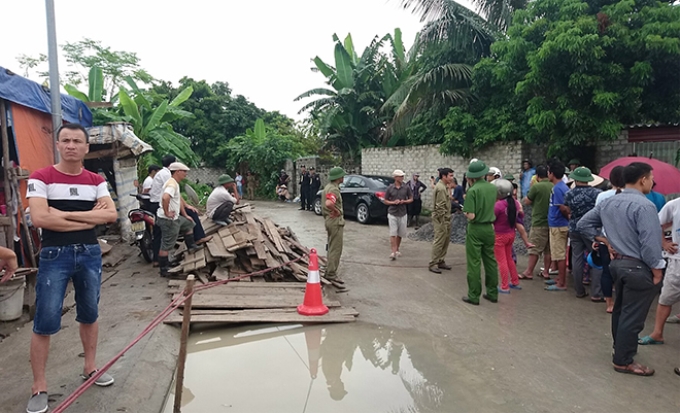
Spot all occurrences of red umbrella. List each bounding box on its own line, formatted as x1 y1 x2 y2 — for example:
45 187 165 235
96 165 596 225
599 157 680 195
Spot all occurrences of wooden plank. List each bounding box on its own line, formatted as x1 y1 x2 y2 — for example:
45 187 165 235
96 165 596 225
172 294 342 309
205 238 234 258
164 307 358 324
168 280 305 289
262 218 288 253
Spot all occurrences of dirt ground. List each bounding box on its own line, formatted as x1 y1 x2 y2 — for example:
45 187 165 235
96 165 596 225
0 200 678 413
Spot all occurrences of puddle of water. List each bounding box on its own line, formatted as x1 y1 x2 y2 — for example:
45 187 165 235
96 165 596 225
162 322 456 413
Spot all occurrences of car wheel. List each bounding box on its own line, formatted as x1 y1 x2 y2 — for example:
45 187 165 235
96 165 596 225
314 198 322 215
356 203 370 224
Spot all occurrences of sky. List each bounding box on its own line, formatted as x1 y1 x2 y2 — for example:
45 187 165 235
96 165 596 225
1 0 474 120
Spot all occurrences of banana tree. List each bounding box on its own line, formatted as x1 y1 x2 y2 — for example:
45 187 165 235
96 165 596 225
295 33 389 160
105 77 199 166
64 66 105 102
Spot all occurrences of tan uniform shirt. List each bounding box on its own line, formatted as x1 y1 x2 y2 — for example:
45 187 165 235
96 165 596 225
322 182 345 225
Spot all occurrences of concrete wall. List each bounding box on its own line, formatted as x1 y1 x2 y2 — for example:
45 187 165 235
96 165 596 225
594 131 632 172
362 142 524 208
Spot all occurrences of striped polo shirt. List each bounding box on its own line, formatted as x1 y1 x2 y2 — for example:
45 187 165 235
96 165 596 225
27 166 109 247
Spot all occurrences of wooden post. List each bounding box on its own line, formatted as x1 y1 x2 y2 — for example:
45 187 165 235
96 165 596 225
173 274 195 413
0 99 14 249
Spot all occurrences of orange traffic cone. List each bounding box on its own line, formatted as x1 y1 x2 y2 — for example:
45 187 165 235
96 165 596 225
304 327 323 378
297 248 329 316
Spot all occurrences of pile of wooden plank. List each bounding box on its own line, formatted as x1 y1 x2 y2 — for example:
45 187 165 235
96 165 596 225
169 204 339 288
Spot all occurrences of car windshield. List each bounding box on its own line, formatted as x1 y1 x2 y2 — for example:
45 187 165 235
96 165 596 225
365 176 392 189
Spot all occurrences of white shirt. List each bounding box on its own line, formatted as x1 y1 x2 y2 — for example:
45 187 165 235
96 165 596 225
149 167 171 203
157 178 181 220
658 198 680 259
562 175 569 184
206 185 237 218
235 175 242 185
142 176 154 192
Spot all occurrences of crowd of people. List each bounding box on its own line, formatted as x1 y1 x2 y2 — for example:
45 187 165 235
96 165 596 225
320 157 679 379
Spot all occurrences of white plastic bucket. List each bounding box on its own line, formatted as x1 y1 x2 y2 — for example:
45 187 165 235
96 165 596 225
0 276 25 321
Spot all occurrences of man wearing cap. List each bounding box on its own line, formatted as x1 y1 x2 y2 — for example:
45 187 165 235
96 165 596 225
564 166 603 299
156 162 202 277
309 167 321 211
520 160 535 199
207 174 240 225
462 160 500 305
323 167 347 290
384 170 414 260
486 167 502 183
407 173 427 228
429 168 454 273
568 159 580 172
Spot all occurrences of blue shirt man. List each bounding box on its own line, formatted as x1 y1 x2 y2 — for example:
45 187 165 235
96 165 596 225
520 160 536 199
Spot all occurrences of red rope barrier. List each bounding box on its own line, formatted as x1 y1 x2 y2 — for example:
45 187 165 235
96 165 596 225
51 255 305 413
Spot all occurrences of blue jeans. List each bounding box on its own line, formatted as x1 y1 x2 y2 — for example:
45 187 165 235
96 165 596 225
237 183 243 198
33 244 102 335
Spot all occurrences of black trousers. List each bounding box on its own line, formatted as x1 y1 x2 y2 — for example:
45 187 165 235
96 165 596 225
309 187 319 210
609 258 660 366
149 202 161 262
300 187 310 209
212 201 234 222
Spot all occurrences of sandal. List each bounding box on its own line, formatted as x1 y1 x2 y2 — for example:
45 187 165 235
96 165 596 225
544 279 557 285
544 285 567 291
576 292 589 299
613 362 654 376
638 335 664 345
518 274 534 280
591 297 605 303
675 367 680 376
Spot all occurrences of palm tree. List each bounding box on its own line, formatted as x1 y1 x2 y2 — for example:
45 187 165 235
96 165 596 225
381 0 528 139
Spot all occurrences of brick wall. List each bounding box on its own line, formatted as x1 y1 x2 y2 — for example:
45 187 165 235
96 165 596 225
361 142 524 208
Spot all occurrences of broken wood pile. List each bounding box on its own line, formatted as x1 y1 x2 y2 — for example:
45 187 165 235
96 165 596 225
163 281 358 325
170 204 337 286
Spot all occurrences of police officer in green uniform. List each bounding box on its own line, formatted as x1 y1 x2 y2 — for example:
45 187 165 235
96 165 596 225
462 160 500 305
322 167 347 291
429 168 454 273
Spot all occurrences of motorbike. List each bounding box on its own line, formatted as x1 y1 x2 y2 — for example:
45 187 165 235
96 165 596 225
128 194 155 263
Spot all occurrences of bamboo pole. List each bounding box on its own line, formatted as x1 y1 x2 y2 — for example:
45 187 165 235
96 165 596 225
173 274 195 413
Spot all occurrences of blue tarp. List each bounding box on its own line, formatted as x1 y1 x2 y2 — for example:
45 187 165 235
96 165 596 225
0 66 92 127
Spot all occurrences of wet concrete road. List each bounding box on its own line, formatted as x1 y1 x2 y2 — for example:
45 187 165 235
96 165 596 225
168 201 679 413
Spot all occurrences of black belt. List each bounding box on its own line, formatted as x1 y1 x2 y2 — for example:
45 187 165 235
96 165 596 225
469 221 494 225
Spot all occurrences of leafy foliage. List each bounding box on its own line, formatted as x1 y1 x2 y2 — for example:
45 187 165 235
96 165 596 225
440 0 680 156
223 119 306 197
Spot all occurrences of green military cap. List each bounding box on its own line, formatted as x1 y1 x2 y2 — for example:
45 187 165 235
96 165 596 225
218 174 234 185
570 166 594 182
328 167 346 181
466 160 489 179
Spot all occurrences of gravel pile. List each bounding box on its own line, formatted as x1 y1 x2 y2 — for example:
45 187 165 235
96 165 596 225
409 205 534 256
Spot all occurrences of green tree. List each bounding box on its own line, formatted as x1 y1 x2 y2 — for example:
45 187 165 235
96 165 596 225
440 0 680 156
17 38 153 100
223 119 306 197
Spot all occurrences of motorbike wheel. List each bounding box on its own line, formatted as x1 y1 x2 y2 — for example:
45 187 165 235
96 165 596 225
140 228 154 263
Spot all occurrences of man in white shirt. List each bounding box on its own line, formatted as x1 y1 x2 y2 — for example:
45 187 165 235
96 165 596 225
141 165 160 194
637 198 680 346
207 174 239 225
149 155 211 266
156 162 201 277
